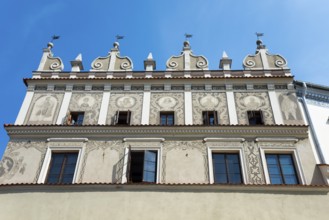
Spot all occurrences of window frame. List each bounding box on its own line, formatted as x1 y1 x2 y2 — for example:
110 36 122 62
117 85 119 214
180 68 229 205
122 138 164 184
202 111 218 125
160 111 175 125
45 152 79 184
205 140 248 184
259 145 305 185
37 139 86 184
212 152 243 184
265 154 299 185
114 110 131 125
128 150 158 183
247 110 264 125
70 111 85 125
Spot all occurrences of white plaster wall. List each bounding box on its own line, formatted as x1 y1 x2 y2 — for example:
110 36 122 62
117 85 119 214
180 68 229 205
165 148 207 183
0 189 328 220
295 139 325 185
82 148 120 183
307 103 329 163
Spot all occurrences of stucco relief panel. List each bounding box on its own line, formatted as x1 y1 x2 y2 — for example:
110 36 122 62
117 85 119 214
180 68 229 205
150 93 184 125
80 140 124 183
162 141 208 183
69 93 102 125
235 92 274 124
192 92 229 124
244 141 265 184
277 92 304 124
106 93 143 125
26 93 64 124
0 141 46 184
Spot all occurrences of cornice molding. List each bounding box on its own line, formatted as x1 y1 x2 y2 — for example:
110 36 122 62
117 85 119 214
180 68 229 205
5 125 309 140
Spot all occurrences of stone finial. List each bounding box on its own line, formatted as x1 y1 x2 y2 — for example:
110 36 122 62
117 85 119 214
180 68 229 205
70 54 84 71
91 41 133 71
166 41 208 71
219 51 232 70
37 42 64 71
144 53 156 72
243 39 288 70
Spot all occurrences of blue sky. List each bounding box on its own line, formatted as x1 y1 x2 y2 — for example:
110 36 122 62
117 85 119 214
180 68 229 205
0 0 329 157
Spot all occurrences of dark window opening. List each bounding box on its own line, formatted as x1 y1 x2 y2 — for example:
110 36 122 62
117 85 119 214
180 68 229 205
212 153 242 184
160 112 174 125
266 154 299 185
247 110 264 125
69 112 84 125
114 111 131 125
46 152 78 184
128 150 157 183
203 111 218 125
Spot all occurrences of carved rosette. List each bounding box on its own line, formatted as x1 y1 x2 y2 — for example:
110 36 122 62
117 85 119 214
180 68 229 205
149 93 184 125
106 93 143 125
192 92 229 124
235 92 274 125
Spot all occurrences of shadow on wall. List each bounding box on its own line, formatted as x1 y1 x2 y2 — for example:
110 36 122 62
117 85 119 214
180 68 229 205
112 153 126 183
311 165 326 185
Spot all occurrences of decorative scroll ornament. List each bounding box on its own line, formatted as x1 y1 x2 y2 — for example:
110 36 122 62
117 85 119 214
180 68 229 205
120 60 132 70
243 40 288 70
244 59 256 68
44 55 64 71
274 56 287 67
168 61 179 68
196 58 208 69
166 41 209 71
90 42 133 71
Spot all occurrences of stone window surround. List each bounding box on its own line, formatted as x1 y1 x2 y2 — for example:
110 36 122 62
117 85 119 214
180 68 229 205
204 138 248 184
122 138 164 184
257 138 306 185
37 138 87 184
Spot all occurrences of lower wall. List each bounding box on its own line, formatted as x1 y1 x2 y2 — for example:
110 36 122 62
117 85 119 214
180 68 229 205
0 185 328 220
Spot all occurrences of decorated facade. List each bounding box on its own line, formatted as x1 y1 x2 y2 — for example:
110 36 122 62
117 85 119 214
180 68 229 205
0 39 328 220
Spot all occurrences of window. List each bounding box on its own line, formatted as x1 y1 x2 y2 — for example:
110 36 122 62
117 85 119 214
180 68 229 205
247 110 264 125
160 112 174 125
67 112 84 125
127 150 157 183
114 111 131 125
203 111 218 125
212 153 242 184
265 154 299 184
46 152 78 184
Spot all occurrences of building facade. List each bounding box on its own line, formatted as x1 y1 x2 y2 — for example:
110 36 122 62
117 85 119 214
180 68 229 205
295 80 329 185
0 39 328 219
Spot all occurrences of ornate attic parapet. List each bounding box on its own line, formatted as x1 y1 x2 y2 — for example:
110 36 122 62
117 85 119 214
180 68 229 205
35 42 64 76
166 41 209 74
90 42 133 73
243 39 289 73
